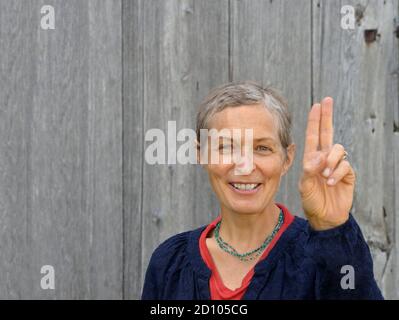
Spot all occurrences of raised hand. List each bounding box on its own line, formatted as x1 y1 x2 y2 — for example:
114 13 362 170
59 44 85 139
298 97 356 231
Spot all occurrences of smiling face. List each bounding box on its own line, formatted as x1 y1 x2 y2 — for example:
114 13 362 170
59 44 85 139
200 104 296 216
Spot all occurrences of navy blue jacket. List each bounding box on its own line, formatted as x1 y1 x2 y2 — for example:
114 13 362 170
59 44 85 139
141 213 383 300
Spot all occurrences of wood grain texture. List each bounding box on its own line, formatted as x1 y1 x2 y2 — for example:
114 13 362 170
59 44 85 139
381 0 399 297
0 0 37 299
312 0 399 298
230 0 312 217
0 0 398 299
137 0 229 295
0 0 122 299
122 0 144 300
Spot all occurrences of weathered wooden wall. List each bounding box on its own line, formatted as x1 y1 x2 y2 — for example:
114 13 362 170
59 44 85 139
312 0 399 298
0 0 398 299
0 0 123 299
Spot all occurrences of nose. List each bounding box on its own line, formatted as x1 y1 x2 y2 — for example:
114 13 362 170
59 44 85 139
234 152 255 175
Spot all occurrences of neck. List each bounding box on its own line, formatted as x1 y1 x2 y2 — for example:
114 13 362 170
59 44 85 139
216 203 281 252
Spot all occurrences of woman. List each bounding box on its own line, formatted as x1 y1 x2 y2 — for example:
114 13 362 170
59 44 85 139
141 81 383 300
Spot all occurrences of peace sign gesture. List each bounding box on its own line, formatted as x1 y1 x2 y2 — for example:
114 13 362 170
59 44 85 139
298 97 356 231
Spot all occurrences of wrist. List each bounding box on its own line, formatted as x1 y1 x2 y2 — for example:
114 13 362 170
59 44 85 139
308 215 350 231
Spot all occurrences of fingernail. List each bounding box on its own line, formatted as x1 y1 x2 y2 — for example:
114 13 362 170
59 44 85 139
327 178 335 185
322 168 331 177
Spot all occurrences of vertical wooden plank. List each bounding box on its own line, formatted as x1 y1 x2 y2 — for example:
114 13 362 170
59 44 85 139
381 0 399 298
86 0 123 299
0 0 38 299
381 130 399 298
138 0 229 295
230 0 312 217
122 0 144 299
0 0 122 298
313 0 398 298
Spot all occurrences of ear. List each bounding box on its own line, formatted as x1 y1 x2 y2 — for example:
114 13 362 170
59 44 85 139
281 143 296 176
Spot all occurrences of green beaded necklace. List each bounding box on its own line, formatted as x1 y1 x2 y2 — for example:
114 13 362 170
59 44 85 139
214 210 284 262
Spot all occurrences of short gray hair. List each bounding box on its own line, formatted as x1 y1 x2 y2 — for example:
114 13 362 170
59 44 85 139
196 80 293 157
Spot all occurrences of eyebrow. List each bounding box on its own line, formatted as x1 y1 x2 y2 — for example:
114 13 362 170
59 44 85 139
217 136 277 143
255 137 276 143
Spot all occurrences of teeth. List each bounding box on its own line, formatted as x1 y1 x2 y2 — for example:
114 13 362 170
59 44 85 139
232 183 258 190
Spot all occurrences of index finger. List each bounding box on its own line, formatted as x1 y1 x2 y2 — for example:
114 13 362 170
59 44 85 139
304 103 321 155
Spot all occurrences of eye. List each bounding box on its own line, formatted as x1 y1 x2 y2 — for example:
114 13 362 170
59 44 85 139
256 145 271 152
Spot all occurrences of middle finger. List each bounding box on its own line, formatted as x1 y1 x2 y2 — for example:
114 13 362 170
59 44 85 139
320 97 334 152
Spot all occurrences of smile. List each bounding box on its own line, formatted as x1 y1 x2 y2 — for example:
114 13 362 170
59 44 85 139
228 183 261 194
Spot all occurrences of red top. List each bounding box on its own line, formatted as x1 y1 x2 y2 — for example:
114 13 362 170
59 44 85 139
199 203 295 300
